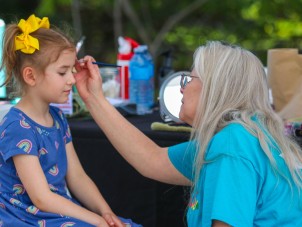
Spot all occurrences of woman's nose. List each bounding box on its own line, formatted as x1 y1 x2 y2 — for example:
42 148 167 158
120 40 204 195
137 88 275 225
180 87 184 94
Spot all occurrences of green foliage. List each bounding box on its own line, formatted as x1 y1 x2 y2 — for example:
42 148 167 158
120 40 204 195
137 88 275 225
2 0 302 76
36 0 72 16
36 0 56 16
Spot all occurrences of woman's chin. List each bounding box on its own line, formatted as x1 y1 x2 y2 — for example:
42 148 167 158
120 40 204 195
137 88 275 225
178 111 185 122
179 112 192 126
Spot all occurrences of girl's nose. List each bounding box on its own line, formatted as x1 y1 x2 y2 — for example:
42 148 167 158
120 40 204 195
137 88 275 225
68 73 76 85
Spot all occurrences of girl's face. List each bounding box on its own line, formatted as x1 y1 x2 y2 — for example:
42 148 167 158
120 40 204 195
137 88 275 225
36 50 76 104
179 69 202 126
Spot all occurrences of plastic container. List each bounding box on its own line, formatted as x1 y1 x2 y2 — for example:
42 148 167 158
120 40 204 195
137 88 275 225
100 67 120 98
129 45 154 115
117 36 139 99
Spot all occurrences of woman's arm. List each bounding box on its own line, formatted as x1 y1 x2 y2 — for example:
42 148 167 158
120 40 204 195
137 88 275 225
65 142 123 226
74 57 190 186
13 154 108 226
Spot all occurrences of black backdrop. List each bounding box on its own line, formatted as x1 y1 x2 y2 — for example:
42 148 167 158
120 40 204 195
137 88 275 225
68 110 190 227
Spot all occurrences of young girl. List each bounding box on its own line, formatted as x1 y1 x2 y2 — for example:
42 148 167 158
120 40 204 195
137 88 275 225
0 14 125 227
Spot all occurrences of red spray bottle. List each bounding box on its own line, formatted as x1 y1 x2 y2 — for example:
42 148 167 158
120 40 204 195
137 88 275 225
117 36 139 99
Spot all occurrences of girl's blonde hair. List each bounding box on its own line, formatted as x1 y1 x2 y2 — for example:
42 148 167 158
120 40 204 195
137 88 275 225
191 41 302 191
0 19 75 97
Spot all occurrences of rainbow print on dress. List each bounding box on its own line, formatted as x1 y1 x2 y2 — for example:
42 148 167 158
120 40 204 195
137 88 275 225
13 184 25 195
61 222 76 227
16 139 32 153
38 220 46 227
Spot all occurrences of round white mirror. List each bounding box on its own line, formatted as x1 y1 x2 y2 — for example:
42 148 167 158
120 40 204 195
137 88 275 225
159 71 189 123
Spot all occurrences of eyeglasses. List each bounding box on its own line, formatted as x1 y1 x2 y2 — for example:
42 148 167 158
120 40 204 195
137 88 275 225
180 73 199 88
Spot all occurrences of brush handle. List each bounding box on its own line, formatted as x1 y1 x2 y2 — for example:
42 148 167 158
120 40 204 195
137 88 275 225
92 62 121 67
78 59 120 67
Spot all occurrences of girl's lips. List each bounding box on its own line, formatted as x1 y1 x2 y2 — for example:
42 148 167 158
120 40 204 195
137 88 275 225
65 88 72 92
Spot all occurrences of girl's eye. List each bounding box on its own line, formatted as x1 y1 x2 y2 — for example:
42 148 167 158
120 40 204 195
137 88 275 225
58 72 66 76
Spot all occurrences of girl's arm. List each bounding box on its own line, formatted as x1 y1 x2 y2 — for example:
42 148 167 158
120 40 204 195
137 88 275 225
65 142 123 226
13 154 109 227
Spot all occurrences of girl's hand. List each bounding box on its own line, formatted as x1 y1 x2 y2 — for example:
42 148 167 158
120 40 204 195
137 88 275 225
95 216 110 227
103 212 126 227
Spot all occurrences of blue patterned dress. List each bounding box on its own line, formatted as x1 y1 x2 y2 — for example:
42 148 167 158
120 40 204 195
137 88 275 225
0 106 94 226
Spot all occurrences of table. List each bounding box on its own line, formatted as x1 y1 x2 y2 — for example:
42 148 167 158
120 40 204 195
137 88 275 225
68 109 190 227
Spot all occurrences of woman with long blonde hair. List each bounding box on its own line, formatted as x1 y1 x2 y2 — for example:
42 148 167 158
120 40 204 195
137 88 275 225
75 41 302 226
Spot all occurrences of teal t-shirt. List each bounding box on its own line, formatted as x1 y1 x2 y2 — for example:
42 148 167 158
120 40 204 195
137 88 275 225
168 123 302 226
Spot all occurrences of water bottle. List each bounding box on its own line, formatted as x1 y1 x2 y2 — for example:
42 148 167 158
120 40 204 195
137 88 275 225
129 45 154 115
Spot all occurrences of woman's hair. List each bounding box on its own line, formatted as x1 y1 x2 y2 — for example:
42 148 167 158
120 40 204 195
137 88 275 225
0 19 75 97
191 41 302 191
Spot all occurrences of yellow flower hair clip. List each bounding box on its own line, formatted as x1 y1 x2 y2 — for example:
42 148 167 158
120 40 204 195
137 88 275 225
15 14 50 54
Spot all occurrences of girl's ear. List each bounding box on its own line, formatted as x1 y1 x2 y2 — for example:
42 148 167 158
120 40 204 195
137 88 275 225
22 67 37 86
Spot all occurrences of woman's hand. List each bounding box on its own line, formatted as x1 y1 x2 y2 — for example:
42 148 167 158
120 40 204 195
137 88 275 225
102 212 125 227
74 56 105 103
